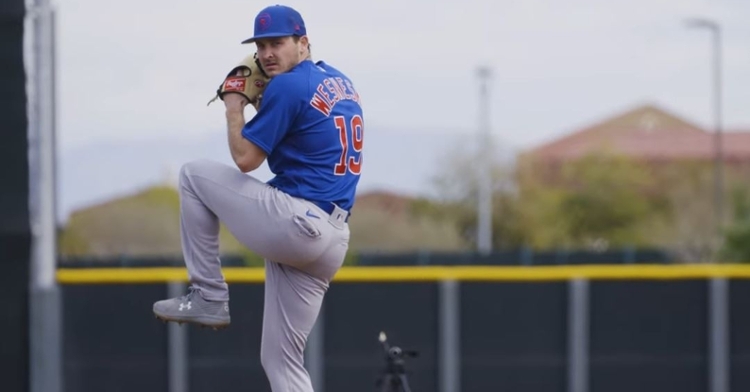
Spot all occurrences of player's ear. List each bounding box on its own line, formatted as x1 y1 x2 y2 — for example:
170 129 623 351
299 36 309 55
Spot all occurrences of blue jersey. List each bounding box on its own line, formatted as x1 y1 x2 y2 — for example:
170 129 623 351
241 60 364 212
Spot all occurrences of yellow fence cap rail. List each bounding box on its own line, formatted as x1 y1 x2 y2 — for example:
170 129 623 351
56 264 750 284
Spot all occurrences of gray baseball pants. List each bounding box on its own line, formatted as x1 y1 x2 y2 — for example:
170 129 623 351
179 159 350 392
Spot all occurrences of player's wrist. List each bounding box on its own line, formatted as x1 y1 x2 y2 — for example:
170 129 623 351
224 100 245 114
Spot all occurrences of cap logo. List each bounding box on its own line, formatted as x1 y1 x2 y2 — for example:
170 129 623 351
257 13 271 31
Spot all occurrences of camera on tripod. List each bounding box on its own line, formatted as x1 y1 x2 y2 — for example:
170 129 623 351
375 331 418 392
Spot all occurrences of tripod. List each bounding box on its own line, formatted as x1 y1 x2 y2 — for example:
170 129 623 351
375 332 418 392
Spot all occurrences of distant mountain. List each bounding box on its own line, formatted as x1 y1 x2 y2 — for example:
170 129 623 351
58 127 517 223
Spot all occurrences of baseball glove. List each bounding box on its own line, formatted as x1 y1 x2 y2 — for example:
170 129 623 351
207 52 270 110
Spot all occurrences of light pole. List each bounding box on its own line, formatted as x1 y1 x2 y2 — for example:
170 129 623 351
476 66 493 255
684 18 724 237
685 20 728 392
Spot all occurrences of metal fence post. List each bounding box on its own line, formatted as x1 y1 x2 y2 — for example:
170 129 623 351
568 278 589 392
439 279 460 392
167 281 188 392
709 278 729 392
30 284 62 392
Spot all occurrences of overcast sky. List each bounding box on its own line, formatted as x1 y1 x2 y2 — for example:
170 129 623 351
54 0 749 153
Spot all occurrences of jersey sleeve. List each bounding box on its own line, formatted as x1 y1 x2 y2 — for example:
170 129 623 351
241 74 305 155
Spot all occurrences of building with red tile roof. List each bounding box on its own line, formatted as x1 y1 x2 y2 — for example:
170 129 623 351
521 104 750 176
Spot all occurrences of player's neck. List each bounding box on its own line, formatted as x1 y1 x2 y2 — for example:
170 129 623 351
296 57 312 67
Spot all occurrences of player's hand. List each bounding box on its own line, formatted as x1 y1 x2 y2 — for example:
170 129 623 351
223 93 248 112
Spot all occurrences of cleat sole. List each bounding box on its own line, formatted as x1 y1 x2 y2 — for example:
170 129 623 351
154 313 230 330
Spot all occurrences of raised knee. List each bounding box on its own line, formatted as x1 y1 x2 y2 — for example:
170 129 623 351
179 159 213 188
180 159 212 176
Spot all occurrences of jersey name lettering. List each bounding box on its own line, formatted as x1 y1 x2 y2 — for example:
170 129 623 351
309 77 360 116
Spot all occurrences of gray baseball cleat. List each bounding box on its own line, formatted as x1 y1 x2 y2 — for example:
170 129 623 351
153 287 230 329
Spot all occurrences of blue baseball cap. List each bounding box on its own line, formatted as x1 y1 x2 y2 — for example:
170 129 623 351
241 5 307 44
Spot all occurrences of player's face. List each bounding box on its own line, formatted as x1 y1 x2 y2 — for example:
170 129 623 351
255 36 307 77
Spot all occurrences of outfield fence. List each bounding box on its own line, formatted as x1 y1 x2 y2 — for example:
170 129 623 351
45 264 750 392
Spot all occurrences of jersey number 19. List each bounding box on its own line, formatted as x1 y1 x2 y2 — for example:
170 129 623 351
333 114 363 176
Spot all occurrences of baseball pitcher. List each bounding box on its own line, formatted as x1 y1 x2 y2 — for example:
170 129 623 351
152 4 364 391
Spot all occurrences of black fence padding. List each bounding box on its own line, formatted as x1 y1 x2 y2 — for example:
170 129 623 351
187 284 269 391
58 249 676 268
57 255 247 268
323 282 438 392
56 278 750 392
589 280 708 392
460 282 568 392
0 3 30 391
2 233 31 392
62 284 169 392
354 248 674 267
0 4 29 235
0 0 25 18
730 279 750 392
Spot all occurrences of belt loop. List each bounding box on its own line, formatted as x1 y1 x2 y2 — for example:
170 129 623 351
328 204 348 229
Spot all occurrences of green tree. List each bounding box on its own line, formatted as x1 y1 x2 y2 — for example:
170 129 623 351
430 147 671 251
59 186 251 258
427 139 529 249
719 186 750 263
551 153 668 248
